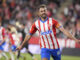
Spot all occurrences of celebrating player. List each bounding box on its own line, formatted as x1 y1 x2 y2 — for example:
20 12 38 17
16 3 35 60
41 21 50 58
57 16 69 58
17 4 80 60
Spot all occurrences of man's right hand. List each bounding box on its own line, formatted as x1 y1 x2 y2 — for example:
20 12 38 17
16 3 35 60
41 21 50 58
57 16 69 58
16 46 22 50
16 35 32 51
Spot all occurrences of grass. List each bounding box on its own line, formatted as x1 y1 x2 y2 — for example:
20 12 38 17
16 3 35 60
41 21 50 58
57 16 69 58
0 52 80 60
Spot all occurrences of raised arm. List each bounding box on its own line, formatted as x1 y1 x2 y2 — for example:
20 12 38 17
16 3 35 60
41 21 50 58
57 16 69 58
53 19 80 43
17 22 37 50
17 34 32 50
58 27 80 42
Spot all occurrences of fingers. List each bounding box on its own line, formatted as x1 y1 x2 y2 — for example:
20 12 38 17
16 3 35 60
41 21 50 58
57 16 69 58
16 48 18 50
77 40 80 44
79 40 80 43
16 48 20 51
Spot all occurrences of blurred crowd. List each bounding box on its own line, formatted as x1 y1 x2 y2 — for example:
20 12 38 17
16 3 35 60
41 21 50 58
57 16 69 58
57 0 80 39
0 0 80 39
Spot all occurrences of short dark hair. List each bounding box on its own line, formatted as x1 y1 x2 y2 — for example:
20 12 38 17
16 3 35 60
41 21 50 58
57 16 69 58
38 4 47 10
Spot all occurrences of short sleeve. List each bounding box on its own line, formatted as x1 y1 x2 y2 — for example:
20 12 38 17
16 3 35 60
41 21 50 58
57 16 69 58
29 23 37 35
52 19 62 28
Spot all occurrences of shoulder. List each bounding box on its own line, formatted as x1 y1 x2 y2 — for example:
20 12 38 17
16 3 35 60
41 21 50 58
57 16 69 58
48 17 56 21
32 19 39 27
49 17 58 22
35 19 38 24
48 17 52 20
30 19 39 28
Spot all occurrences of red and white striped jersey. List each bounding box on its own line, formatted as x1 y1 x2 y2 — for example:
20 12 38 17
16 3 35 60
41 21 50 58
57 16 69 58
29 17 62 49
0 26 5 41
5 32 15 45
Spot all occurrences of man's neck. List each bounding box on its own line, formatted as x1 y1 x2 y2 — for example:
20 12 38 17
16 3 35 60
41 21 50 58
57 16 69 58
41 17 47 21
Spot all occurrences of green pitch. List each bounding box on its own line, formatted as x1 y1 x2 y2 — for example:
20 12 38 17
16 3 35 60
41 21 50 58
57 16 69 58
0 53 80 60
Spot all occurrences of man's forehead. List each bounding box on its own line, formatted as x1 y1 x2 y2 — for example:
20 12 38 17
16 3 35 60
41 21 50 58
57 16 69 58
39 7 47 11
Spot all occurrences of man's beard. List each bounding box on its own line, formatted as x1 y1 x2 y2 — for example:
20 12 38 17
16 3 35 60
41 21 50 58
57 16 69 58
41 14 47 19
42 16 46 19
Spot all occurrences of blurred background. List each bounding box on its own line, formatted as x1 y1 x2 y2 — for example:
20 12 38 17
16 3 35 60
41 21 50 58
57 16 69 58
0 0 80 60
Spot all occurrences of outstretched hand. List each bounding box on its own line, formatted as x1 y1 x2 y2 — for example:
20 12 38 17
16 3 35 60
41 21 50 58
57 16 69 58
16 46 22 51
75 40 80 43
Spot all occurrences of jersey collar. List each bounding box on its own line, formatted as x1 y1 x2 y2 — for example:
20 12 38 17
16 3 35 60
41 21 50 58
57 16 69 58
39 17 48 23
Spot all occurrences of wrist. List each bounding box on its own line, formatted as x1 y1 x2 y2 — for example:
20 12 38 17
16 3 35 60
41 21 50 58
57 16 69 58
21 45 23 48
71 37 77 41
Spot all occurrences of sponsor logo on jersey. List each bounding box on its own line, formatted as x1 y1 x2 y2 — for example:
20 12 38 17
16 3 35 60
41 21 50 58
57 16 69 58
41 30 52 35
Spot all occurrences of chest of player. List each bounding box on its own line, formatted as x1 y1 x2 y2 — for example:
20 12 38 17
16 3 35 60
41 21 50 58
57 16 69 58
35 20 55 35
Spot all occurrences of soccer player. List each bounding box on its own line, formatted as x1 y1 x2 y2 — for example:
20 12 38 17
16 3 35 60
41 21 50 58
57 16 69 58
0 23 8 60
6 27 22 60
5 27 15 60
17 5 80 60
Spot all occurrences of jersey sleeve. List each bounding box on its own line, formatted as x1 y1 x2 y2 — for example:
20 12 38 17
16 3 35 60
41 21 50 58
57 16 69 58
29 23 37 35
52 18 62 28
